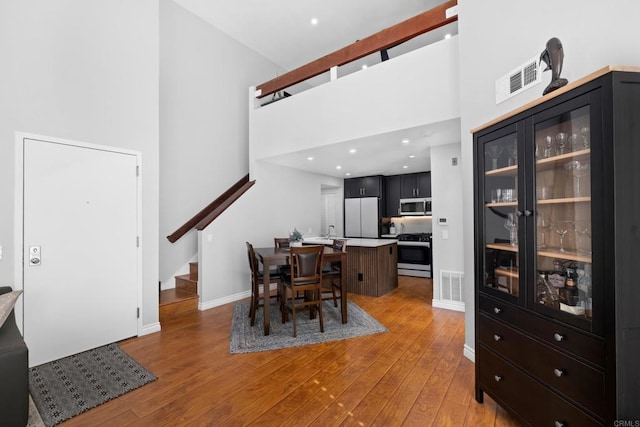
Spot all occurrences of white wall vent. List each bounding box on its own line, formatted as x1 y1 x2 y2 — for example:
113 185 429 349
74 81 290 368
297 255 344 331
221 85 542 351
495 56 541 104
433 270 465 312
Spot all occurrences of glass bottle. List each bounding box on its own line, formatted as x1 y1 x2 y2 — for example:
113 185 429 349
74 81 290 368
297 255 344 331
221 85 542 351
536 271 559 309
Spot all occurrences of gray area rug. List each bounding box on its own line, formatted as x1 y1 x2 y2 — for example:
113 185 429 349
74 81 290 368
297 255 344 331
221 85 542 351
230 300 387 353
29 343 156 427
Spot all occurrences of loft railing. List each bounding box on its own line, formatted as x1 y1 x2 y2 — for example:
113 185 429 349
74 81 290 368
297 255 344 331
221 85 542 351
167 174 255 243
255 0 458 99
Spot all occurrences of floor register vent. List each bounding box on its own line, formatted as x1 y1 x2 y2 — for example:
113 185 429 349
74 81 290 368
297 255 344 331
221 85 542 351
495 56 541 104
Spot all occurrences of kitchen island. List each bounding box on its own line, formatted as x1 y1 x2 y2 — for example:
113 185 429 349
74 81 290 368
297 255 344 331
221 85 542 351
303 237 398 297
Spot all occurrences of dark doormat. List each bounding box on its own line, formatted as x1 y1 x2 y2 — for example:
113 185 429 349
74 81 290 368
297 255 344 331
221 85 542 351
29 343 156 427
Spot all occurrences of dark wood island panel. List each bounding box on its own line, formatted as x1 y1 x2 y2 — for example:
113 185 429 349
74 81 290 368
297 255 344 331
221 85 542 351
345 243 398 297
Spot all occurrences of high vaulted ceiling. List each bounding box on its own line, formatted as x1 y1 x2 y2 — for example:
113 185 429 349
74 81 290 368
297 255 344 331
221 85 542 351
172 0 459 178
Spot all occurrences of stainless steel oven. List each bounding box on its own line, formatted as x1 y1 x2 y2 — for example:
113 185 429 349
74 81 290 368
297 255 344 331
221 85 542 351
397 233 432 278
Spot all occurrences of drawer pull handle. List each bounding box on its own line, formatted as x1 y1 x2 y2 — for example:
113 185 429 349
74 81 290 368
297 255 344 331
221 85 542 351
554 421 565 427
553 368 565 377
493 307 502 314
493 334 502 341
553 333 565 342
494 375 502 382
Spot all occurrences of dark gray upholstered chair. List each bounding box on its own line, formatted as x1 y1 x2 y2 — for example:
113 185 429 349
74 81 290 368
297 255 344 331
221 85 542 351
0 286 29 427
321 239 347 307
280 245 325 337
246 242 282 327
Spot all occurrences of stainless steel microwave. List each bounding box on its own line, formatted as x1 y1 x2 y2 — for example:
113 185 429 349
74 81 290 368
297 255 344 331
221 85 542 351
399 198 432 216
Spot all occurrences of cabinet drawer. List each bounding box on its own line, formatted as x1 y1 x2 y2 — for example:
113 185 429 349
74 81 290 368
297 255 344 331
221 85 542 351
479 294 604 365
478 346 603 426
479 314 605 416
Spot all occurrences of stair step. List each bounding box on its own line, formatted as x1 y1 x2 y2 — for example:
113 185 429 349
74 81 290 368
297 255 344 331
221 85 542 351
189 262 198 280
175 274 197 294
159 288 198 322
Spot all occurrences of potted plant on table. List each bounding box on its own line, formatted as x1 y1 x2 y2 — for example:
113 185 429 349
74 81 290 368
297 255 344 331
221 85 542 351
289 228 303 246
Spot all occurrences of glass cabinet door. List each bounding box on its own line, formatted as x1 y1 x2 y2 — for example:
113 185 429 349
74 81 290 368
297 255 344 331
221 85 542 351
532 104 593 329
480 129 522 301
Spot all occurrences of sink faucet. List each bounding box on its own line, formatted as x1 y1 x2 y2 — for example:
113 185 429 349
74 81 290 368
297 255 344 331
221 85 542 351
327 224 335 237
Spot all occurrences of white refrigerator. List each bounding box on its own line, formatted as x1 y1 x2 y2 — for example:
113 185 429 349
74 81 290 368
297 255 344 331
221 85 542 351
345 197 379 238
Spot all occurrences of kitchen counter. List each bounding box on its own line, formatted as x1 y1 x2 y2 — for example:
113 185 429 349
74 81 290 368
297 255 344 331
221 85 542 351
303 237 397 247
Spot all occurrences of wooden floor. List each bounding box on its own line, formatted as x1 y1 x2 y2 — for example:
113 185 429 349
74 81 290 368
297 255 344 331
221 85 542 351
63 276 521 426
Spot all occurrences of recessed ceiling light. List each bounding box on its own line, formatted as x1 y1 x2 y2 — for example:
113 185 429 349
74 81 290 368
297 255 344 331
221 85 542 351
311 18 318 26
402 139 410 144
336 165 342 170
307 156 314 161
403 165 409 169
409 155 416 159
361 64 368 70
444 33 451 39
349 148 357 154
345 172 351 176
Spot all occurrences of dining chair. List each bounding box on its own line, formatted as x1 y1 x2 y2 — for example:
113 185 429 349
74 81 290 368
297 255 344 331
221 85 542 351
280 245 325 337
321 239 347 307
274 237 290 249
246 242 282 327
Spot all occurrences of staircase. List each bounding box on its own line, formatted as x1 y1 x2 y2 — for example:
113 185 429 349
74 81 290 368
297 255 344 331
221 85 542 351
159 262 199 322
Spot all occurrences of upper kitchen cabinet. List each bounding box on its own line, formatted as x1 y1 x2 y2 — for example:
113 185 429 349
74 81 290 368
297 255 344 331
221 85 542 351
400 172 431 198
345 175 383 198
384 175 402 217
473 67 640 425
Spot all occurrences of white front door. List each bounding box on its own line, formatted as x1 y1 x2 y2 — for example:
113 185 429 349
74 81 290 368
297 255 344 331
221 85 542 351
22 137 139 367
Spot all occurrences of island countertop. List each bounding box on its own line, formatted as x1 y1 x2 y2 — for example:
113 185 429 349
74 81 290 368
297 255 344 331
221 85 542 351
303 237 397 247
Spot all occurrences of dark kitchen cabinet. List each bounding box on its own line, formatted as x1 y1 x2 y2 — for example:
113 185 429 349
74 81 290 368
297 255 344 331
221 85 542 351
344 175 382 198
473 67 640 424
384 175 401 217
400 172 431 198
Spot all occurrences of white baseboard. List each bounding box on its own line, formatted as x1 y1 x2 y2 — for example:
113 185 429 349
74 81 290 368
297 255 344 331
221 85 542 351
464 344 475 362
141 322 161 335
198 283 279 311
199 290 250 311
432 299 465 312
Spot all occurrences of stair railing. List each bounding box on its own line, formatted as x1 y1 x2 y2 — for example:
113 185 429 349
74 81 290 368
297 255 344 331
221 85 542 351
167 174 255 243
255 0 458 100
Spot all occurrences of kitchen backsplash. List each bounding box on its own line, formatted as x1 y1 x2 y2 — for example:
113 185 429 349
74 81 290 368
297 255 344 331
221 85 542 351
387 216 432 234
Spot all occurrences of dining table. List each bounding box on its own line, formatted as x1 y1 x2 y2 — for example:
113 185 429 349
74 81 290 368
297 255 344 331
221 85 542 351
253 245 347 336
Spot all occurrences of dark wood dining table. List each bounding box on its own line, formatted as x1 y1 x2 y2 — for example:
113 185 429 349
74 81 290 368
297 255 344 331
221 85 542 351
253 245 347 335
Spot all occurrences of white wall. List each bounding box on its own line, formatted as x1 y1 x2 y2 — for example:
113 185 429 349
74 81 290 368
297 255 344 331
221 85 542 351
0 0 160 329
430 143 464 305
159 0 286 285
198 161 343 307
251 37 460 160
458 0 640 359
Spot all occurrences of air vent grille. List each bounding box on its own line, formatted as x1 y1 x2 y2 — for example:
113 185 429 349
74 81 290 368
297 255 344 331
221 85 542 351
496 56 542 104
510 72 522 93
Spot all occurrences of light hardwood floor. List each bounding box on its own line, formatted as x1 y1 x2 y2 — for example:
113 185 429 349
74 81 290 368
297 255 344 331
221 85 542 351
63 276 521 426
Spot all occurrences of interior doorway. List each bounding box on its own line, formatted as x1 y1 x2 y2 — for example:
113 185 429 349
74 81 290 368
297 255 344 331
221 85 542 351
321 185 342 237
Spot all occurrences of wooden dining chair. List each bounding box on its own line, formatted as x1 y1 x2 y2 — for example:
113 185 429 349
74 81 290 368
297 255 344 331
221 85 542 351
246 242 282 327
321 239 347 307
280 245 325 337
274 237 290 249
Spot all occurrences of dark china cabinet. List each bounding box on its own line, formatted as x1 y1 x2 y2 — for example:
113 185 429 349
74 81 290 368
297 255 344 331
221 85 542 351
345 175 382 198
473 67 640 425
